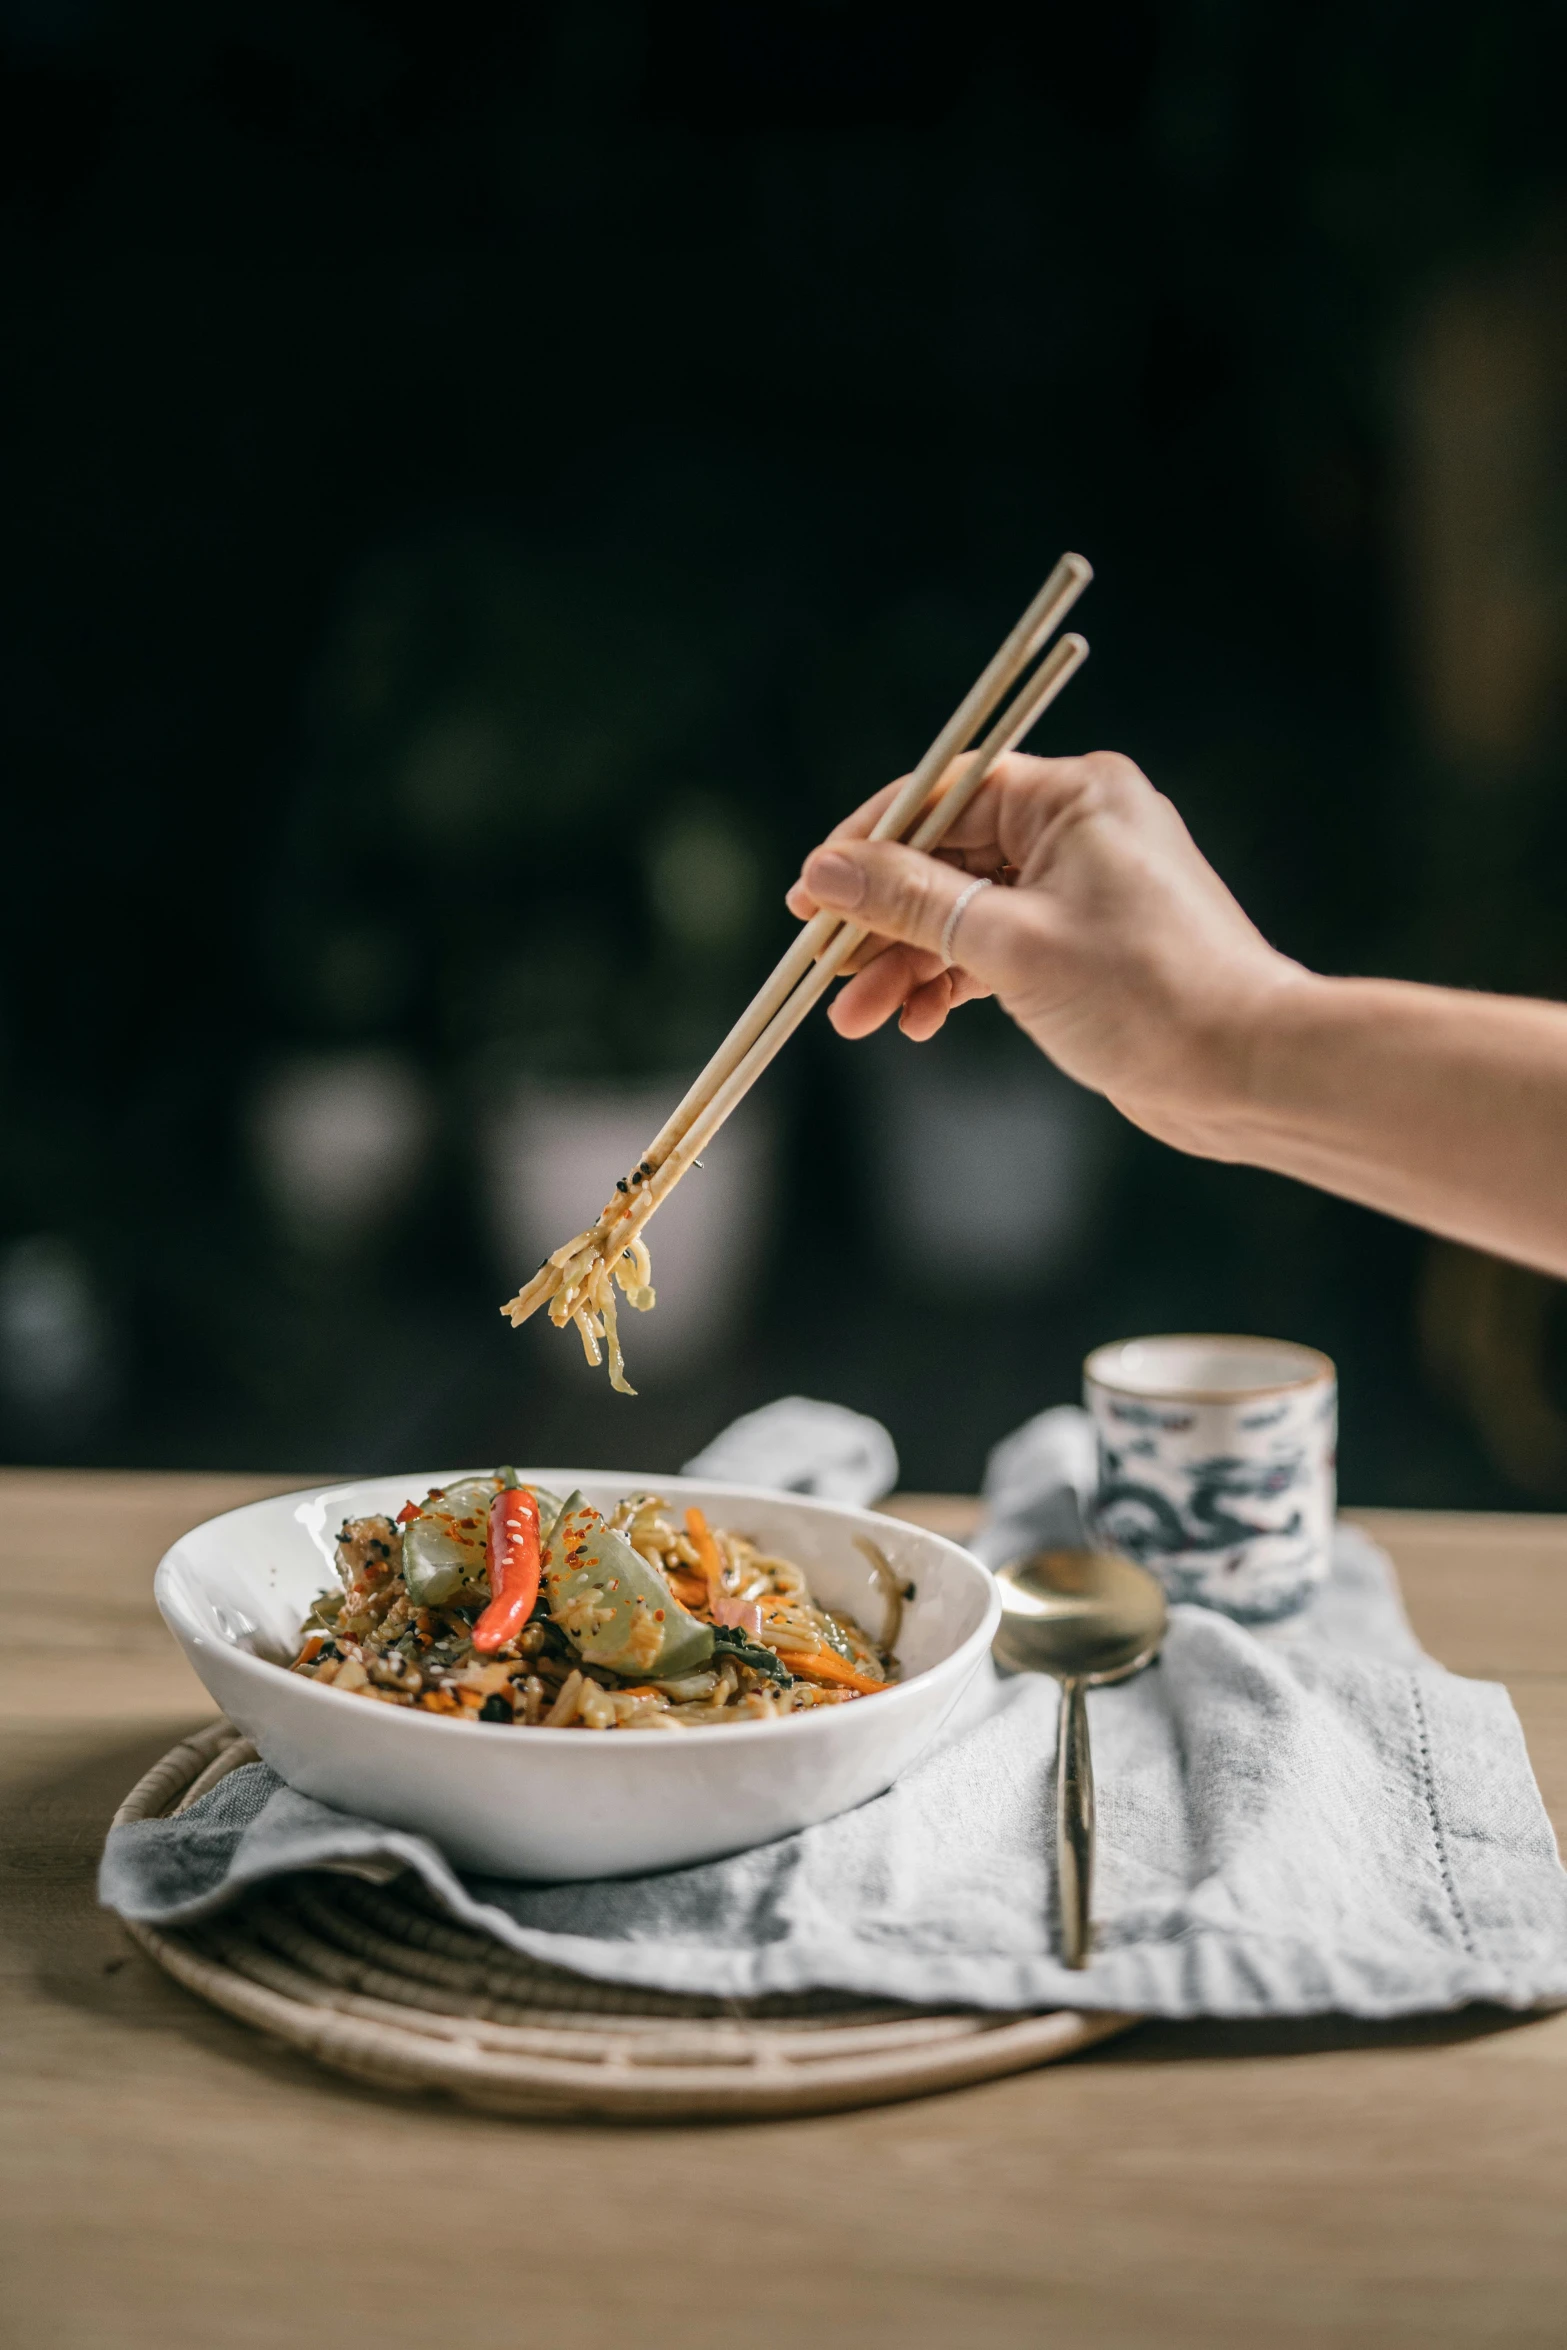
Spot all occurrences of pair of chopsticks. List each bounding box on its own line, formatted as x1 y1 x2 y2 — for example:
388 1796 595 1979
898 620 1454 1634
505 552 1091 1324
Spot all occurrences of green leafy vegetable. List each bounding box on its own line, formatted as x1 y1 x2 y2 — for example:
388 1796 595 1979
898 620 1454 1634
710 1624 794 1686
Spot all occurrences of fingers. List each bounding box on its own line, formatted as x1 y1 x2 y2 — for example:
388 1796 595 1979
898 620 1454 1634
784 780 922 923
787 847 978 926
786 776 930 920
787 751 1128 922
829 945 996 1040
821 775 906 846
830 943 948 1037
787 844 979 924
947 966 994 1010
798 838 984 962
800 835 1013 1039
895 966 994 1040
814 758 995 858
781 747 1161 1043
897 969 955 1043
787 755 1005 924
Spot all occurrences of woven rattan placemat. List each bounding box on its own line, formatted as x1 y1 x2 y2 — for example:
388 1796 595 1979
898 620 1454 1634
113 1721 1137 2120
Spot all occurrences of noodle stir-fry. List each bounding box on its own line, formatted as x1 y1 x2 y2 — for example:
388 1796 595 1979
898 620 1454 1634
289 1473 901 1730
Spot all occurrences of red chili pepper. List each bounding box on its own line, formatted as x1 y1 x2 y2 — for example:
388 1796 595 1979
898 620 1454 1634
395 1500 419 1524
472 1487 542 1655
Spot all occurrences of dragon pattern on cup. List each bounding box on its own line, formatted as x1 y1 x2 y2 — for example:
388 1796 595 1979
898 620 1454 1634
1087 1373 1337 1625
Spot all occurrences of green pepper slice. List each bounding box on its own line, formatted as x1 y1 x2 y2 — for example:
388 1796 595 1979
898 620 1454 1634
543 1492 714 1680
402 1476 564 1610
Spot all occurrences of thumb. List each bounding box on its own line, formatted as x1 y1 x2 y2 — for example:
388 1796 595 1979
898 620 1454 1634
800 841 997 969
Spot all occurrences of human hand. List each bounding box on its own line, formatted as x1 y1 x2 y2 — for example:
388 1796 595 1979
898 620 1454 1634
785 751 1307 1156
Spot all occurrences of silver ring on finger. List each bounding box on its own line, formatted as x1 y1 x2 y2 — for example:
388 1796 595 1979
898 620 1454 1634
939 875 993 968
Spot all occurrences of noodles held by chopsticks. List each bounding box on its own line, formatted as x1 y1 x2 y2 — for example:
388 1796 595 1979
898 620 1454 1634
514 1197 656 1395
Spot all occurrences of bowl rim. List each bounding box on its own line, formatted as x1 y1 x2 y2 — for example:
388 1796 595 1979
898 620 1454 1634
155 1467 1002 1751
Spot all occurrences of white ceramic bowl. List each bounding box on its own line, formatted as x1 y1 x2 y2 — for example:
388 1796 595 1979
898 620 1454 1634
155 1469 1000 1880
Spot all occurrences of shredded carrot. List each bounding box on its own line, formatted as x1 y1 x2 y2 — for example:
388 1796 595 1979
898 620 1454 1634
297 1634 325 1665
665 1568 708 1609
776 1649 888 1695
684 1506 724 1594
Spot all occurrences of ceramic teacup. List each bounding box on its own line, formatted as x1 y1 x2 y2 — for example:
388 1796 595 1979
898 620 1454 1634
1084 1335 1337 1625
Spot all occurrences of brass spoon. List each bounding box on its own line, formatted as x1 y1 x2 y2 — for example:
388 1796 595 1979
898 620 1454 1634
994 1547 1168 1970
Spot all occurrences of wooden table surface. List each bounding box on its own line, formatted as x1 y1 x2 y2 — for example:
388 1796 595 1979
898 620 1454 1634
5 1472 1567 2350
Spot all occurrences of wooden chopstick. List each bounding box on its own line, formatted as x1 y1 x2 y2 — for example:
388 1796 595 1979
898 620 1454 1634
502 559 1092 1329
636 552 1092 1179
636 626 1090 1216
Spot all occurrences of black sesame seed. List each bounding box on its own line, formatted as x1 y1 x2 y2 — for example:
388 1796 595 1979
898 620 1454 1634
479 1694 513 1723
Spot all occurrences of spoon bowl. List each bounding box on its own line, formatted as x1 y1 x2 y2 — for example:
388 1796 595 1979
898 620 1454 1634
994 1546 1167 1682
994 1547 1167 1968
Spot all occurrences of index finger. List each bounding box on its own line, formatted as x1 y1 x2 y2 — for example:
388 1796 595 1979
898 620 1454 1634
816 774 908 847
817 750 1061 857
818 756 996 854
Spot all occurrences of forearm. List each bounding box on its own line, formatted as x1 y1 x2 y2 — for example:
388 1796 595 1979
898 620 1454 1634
1209 975 1567 1277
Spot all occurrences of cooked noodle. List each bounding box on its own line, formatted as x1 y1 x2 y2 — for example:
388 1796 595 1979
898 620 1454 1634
503 1178 658 1394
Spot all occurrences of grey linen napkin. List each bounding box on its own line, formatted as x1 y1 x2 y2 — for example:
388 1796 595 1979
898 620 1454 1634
101 1403 1567 2019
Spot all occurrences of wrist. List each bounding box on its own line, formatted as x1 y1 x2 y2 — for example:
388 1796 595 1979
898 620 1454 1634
1147 956 1329 1162
1204 963 1355 1161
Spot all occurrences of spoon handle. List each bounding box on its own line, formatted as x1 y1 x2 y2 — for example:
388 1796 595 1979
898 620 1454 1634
1055 1676 1094 1968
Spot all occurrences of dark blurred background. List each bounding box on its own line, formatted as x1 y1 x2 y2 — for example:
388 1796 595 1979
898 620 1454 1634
5 0 1567 1500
